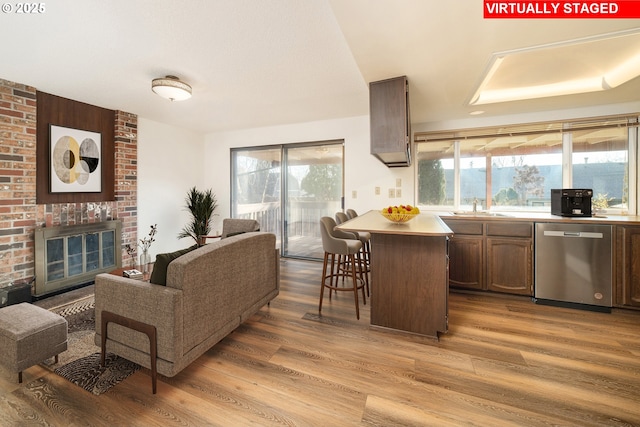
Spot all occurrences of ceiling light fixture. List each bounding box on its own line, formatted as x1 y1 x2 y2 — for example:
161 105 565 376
151 75 192 101
471 72 606 105
469 29 640 106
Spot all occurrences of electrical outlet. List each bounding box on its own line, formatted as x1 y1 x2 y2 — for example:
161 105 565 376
396 188 402 198
375 186 380 195
352 190 357 199
396 178 402 187
388 188 395 198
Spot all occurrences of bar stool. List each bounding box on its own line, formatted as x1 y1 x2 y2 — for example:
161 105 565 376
337 211 371 293
345 210 371 258
319 217 367 319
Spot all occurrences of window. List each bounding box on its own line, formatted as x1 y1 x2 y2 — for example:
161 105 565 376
417 141 453 207
571 124 629 212
231 141 344 260
415 115 637 214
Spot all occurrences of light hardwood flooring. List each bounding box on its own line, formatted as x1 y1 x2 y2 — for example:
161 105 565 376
1 258 639 426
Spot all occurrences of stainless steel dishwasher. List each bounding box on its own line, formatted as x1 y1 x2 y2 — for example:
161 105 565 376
534 223 612 311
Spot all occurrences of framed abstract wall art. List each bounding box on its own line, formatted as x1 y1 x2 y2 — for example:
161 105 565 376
49 125 102 193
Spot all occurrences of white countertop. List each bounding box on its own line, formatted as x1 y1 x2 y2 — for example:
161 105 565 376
436 210 640 224
336 210 453 236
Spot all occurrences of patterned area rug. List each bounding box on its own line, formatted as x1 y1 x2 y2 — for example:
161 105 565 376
55 352 139 396
42 295 140 395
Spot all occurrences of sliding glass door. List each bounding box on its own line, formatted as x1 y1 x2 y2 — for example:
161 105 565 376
231 140 344 260
283 143 343 258
231 146 282 241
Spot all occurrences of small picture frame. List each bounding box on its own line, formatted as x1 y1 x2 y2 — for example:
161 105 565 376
49 124 102 193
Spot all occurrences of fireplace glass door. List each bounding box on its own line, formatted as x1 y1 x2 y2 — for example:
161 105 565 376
35 221 122 296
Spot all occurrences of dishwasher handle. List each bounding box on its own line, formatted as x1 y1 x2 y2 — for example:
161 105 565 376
543 230 603 239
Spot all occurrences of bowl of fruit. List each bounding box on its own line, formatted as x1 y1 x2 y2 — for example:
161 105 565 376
380 205 420 223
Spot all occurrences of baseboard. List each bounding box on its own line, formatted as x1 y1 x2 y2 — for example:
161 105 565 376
31 281 95 302
534 298 612 313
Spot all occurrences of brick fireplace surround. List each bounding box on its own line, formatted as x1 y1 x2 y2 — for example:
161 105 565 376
0 78 139 289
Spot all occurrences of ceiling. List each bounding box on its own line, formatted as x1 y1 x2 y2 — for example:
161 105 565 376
2 0 639 134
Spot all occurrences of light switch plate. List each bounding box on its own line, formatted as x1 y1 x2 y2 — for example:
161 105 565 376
375 186 380 195
396 178 402 187
388 188 395 198
352 190 357 199
396 188 402 198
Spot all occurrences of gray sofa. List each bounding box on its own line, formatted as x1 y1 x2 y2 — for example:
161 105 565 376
94 232 279 378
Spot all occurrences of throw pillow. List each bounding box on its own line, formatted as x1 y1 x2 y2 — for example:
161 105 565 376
149 245 197 286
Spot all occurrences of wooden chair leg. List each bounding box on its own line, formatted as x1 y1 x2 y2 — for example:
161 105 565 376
356 252 367 304
319 252 329 312
101 310 158 394
320 251 364 320
329 253 337 298
349 254 360 320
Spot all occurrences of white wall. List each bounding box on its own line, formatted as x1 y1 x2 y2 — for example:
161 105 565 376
137 117 205 257
138 100 640 256
202 115 415 232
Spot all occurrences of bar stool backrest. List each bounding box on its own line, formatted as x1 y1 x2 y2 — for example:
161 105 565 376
319 217 361 255
335 211 349 225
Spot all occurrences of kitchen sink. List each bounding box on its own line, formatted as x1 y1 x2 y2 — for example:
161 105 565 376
450 211 513 217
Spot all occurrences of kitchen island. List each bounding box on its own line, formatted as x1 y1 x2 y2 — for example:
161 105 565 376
336 210 453 339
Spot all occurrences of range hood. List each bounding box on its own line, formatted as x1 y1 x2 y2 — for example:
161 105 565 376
372 146 411 168
369 76 412 167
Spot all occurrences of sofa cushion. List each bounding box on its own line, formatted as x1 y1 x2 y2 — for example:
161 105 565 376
150 245 197 286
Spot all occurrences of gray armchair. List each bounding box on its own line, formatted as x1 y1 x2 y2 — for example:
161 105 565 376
221 218 260 238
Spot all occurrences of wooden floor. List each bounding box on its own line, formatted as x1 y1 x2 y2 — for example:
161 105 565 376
1 258 640 426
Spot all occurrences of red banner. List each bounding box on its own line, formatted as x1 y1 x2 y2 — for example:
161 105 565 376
484 1 640 18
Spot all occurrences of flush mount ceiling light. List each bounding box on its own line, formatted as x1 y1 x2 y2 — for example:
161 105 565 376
469 29 640 106
151 75 192 101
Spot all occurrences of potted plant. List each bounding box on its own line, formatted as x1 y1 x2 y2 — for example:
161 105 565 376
178 187 218 246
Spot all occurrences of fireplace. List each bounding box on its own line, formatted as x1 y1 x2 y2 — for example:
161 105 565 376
34 221 122 297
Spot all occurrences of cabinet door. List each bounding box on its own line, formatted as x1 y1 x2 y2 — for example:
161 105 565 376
369 76 410 165
486 237 533 295
449 236 484 290
616 226 640 308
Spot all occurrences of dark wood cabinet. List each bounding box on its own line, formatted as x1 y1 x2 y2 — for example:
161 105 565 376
445 220 484 290
371 232 449 338
449 236 484 290
615 225 640 309
442 217 640 308
369 76 411 167
486 237 533 295
486 222 533 296
443 218 533 296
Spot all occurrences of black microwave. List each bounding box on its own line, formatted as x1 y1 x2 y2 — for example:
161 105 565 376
551 189 593 217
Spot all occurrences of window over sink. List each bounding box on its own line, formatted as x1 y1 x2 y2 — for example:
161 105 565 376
415 115 637 215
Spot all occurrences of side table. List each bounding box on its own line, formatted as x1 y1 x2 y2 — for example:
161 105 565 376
109 266 153 282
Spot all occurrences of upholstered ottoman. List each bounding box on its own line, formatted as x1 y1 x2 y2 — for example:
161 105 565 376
0 303 67 383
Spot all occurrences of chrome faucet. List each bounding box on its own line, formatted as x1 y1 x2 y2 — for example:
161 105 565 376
472 198 478 212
